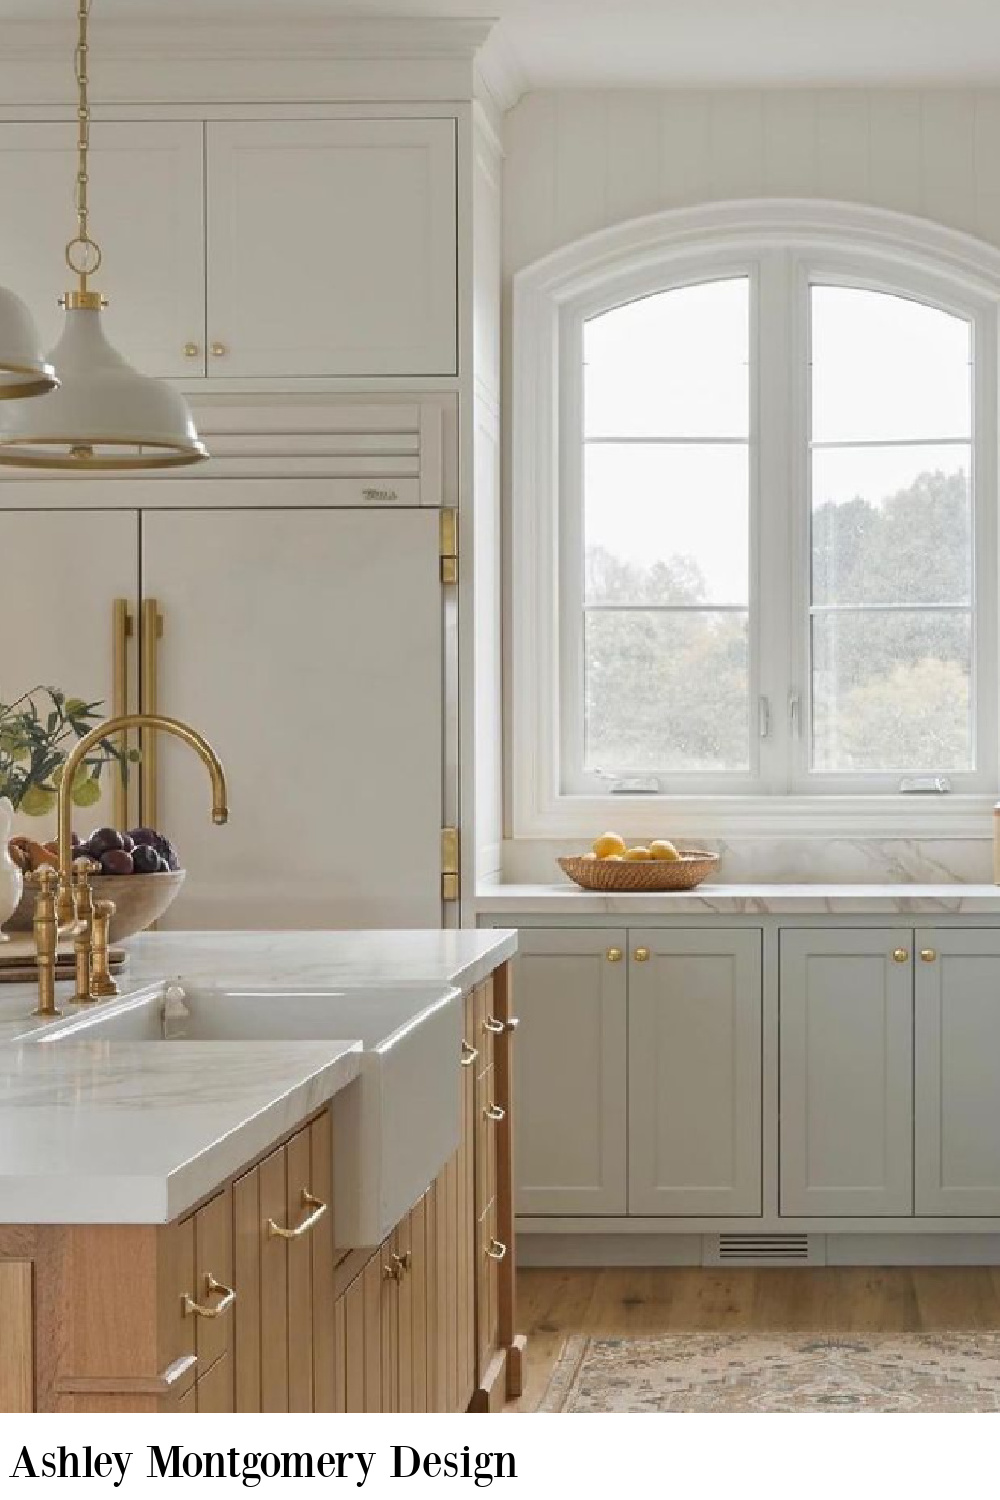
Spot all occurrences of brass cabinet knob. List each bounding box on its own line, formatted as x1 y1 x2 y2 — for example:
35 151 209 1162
483 1103 505 1124
460 1039 479 1068
892 948 909 964
606 947 623 963
210 341 227 357
485 1238 507 1262
184 342 200 357
920 948 937 963
634 947 651 962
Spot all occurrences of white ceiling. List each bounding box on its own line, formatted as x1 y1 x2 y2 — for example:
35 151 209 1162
4 1 1000 91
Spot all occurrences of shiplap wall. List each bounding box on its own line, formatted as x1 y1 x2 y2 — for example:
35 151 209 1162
503 89 1000 275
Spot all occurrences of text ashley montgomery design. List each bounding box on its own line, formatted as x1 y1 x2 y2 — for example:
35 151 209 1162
10 1445 517 1489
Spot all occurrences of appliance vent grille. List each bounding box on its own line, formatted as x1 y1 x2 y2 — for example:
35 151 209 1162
703 1233 824 1267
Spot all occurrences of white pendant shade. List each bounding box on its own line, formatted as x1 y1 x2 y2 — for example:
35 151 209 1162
0 285 58 400
0 305 208 470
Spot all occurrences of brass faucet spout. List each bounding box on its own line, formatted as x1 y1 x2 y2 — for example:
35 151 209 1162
56 712 228 918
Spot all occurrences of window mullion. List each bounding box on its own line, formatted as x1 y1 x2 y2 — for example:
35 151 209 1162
755 249 796 792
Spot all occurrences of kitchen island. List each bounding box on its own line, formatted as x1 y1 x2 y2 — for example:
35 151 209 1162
0 929 520 1415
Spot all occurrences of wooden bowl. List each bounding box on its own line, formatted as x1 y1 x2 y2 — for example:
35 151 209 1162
4 869 186 941
558 851 719 892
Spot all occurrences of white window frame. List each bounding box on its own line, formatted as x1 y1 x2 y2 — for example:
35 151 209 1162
510 200 1000 839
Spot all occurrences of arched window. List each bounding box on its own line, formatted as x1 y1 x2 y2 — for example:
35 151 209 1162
512 204 1000 835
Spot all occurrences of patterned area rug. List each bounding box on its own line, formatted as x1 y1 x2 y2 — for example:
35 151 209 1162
539 1332 1000 1412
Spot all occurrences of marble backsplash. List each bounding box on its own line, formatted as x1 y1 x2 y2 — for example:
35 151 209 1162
502 836 997 886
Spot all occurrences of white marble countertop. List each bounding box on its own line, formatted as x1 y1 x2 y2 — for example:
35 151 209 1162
0 929 517 1225
475 881 1000 915
0 1038 361 1225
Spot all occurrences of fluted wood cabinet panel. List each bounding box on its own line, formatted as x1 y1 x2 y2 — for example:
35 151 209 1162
628 930 762 1216
0 1261 33 1413
915 929 1000 1216
207 119 457 377
780 929 913 1216
513 929 628 1214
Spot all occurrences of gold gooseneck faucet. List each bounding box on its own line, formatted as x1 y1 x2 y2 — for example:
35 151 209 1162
38 713 229 986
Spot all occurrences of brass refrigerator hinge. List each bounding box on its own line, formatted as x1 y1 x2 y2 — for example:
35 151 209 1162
439 508 458 584
441 826 460 903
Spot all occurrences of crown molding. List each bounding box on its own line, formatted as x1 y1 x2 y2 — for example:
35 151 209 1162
0 16 496 64
475 26 529 114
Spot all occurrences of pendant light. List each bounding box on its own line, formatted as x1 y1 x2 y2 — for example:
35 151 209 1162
0 0 208 470
0 288 58 400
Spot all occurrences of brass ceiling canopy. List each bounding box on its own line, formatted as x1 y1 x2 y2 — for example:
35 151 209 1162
0 0 208 471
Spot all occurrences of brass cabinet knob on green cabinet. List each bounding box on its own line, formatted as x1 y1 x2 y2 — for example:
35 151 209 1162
634 947 650 962
606 947 623 963
920 949 937 962
892 948 909 963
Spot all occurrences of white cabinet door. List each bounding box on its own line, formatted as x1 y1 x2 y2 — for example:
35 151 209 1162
141 509 445 929
628 929 762 1216
207 120 457 378
513 929 627 1216
780 929 913 1216
915 929 1000 1216
0 510 139 842
0 123 205 377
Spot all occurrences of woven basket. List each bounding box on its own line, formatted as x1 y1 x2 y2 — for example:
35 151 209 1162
558 850 719 893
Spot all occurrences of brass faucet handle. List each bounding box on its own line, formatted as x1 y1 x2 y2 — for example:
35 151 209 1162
90 899 118 999
71 863 97 1004
27 867 62 1019
26 865 58 895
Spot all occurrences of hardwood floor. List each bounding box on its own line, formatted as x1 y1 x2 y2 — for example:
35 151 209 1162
509 1265 1000 1411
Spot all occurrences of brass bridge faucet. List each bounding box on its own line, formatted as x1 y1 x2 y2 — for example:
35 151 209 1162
29 713 228 1016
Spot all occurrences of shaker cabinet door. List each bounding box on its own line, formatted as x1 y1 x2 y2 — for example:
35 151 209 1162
915 929 1000 1216
780 929 913 1216
141 508 444 929
206 119 457 377
0 122 205 377
628 929 762 1216
512 929 628 1215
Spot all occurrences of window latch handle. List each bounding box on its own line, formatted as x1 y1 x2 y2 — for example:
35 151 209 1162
788 690 801 738
759 696 770 739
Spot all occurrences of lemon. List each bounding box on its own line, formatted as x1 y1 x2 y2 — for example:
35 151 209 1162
623 846 652 862
592 831 626 859
650 839 680 862
604 853 625 862
71 773 101 809
19 784 56 817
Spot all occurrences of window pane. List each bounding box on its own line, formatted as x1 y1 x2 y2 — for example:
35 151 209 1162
584 277 749 439
811 610 972 772
585 443 749 605
812 450 971 605
585 610 749 772
812 286 971 442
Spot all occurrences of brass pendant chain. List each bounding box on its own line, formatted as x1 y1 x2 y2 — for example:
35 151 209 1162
66 0 102 295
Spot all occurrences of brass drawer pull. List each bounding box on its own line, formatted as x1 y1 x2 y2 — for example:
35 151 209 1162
920 948 937 962
383 1250 411 1282
634 947 650 962
483 1103 505 1123
267 1189 328 1240
486 1238 507 1262
183 1272 236 1319
460 1039 479 1068
483 1016 505 1035
606 947 623 963
892 948 909 964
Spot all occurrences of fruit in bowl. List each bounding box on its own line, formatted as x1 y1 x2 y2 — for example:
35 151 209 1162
588 831 681 862
4 824 185 940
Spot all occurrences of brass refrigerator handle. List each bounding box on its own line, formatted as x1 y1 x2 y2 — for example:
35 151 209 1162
140 598 163 829
111 599 133 830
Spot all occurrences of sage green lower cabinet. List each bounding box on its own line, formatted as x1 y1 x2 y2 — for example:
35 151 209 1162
780 929 913 1217
915 928 1000 1216
513 929 627 1215
628 929 762 1216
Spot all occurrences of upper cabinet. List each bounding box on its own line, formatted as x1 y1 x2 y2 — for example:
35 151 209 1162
206 120 457 378
0 116 458 383
0 122 205 378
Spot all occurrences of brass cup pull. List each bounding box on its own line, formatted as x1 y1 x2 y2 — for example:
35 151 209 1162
266 1189 328 1240
460 1039 479 1068
606 947 623 963
892 948 909 964
920 948 937 963
634 947 651 962
184 342 200 357
483 1016 506 1035
393 1250 412 1276
483 1103 505 1123
486 1238 507 1262
183 1272 236 1319
383 1261 402 1282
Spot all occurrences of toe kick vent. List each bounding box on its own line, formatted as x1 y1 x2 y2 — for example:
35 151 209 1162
702 1233 825 1267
